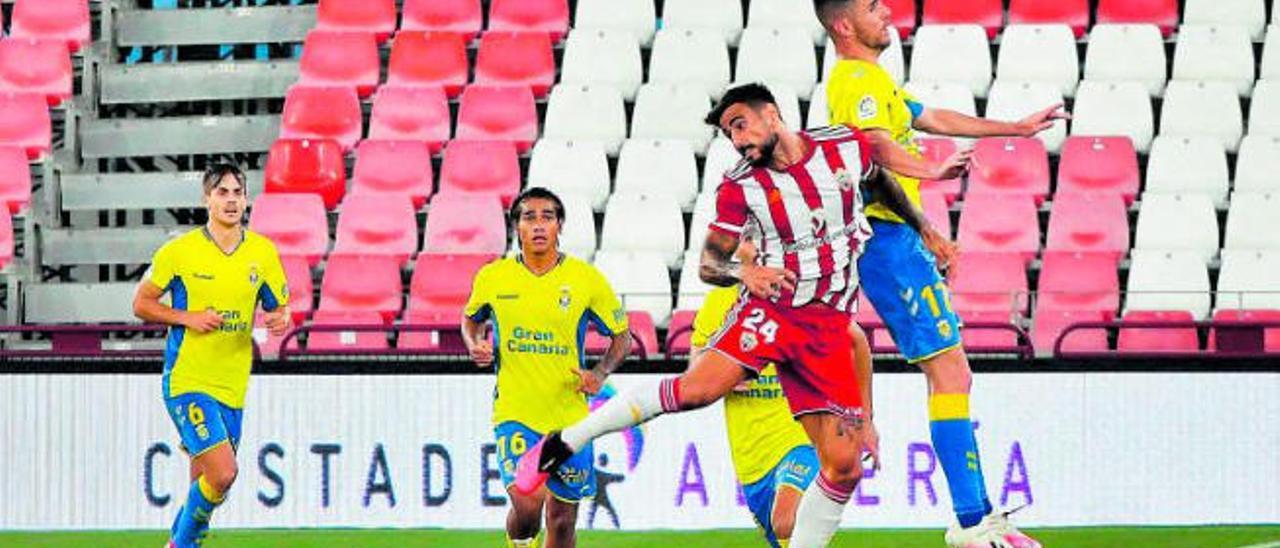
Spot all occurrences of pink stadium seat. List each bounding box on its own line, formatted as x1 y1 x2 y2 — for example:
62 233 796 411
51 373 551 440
298 31 381 99
1057 136 1140 205
0 92 50 161
665 310 697 355
488 0 570 43
407 252 496 319
922 0 1003 39
368 85 451 153
966 137 1050 204
950 252 1028 314
960 310 1020 351
279 256 314 324
401 0 483 40
854 295 899 353
249 192 330 266
956 194 1040 262
1045 193 1129 260
0 147 31 214
1096 0 1179 37
1032 309 1110 355
1117 310 1200 353
10 0 90 53
280 86 362 151
351 139 435 210
456 85 538 154
0 211 11 271
884 0 918 40
585 311 659 358
262 138 347 210
0 38 71 107
1036 251 1121 315
319 254 404 322
474 32 556 99
1210 310 1280 353
307 310 390 351
333 194 419 263
916 138 963 204
921 191 952 239
387 32 470 99
438 140 521 207
315 0 396 42
1009 0 1090 37
422 193 508 254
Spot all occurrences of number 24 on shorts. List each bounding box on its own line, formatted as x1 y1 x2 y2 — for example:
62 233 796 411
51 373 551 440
742 308 779 343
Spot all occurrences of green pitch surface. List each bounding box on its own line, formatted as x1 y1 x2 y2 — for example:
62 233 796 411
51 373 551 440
2 526 1278 547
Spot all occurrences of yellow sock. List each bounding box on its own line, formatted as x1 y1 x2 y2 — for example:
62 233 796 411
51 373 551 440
778 539 790 548
196 475 225 505
507 535 539 548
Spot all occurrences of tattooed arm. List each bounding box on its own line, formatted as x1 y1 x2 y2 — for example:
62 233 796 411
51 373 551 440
700 230 797 299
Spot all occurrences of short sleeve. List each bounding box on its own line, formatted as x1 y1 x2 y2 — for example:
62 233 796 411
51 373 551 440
829 78 895 132
256 243 289 312
146 242 177 292
586 267 628 337
709 181 749 237
901 87 925 119
463 265 493 321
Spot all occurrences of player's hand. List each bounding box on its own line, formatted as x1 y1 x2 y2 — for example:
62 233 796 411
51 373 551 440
929 148 973 181
262 307 292 337
469 340 494 368
184 309 223 334
575 368 606 396
863 419 882 471
1014 103 1071 137
742 263 797 300
921 226 958 274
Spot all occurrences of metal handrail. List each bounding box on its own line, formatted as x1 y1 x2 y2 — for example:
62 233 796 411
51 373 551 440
1054 318 1280 359
0 324 168 358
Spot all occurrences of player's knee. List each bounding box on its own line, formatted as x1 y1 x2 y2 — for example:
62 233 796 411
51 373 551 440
545 504 578 535
206 462 238 494
821 452 864 487
926 349 972 393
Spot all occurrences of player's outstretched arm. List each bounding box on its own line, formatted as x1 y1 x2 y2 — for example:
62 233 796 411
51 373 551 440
132 280 221 333
862 128 969 181
849 322 879 470
865 166 930 234
913 103 1070 138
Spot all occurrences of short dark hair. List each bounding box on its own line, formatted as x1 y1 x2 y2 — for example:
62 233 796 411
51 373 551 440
703 82 778 127
202 163 246 195
813 0 854 27
509 186 566 224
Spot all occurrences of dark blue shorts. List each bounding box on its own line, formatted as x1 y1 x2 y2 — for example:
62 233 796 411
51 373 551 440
859 220 963 362
164 392 243 457
495 421 596 502
742 445 820 547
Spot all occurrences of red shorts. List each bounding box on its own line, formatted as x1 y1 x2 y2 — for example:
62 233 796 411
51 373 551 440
706 295 865 419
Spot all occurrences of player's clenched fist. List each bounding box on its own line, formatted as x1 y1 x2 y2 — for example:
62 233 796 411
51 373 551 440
184 309 224 333
262 308 292 337
742 263 797 300
469 340 494 368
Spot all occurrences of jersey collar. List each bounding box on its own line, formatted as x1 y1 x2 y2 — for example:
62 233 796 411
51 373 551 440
201 225 246 257
516 252 565 278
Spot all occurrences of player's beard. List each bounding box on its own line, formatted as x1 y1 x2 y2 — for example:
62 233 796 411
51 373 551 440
743 134 779 168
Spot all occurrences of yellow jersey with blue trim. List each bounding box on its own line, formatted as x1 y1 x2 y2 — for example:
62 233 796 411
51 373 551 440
147 227 288 409
827 57 926 223
692 286 811 485
464 254 629 433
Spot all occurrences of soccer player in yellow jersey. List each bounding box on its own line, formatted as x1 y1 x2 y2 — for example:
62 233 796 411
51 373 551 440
132 164 291 548
462 187 632 548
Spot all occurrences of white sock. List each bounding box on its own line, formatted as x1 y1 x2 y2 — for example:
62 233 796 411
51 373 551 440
508 536 535 548
790 472 853 548
562 377 678 451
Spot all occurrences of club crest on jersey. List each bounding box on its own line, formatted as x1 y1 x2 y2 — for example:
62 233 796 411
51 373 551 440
858 95 877 121
835 167 855 191
739 331 759 352
810 209 828 237
558 285 572 311
248 265 259 286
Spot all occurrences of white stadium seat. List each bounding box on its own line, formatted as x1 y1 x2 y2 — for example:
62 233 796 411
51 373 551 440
1224 192 1280 251
593 250 676 327
1160 80 1243 153
1216 249 1280 310
747 0 826 45
822 32 904 85
1085 24 1167 97
556 192 599 261
702 137 742 192
909 25 993 98
1125 250 1212 319
1172 25 1256 97
573 0 656 47
631 83 716 155
996 24 1080 97
985 80 1067 153
543 84 627 156
599 192 686 270
560 29 644 101
677 249 715 311
1263 27 1280 80
1183 0 1267 40
1234 135 1280 192
527 140 612 211
687 192 718 251
807 81 830 129
1134 193 1220 265
614 139 700 211
1145 136 1230 207
1071 81 1154 152
736 27 819 100
649 28 731 100
729 81 802 129
1248 80 1280 137
662 0 744 46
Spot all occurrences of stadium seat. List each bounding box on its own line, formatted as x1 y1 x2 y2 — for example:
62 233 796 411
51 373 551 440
915 137 962 204
854 295 899 353
996 25 1080 98
984 81 1066 154
666 309 698 355
474 32 556 98
456 85 537 153
1096 0 1179 37
554 192 599 261
1008 0 1089 37
574 0 656 47
1056 136 1140 203
1145 137 1230 207
950 252 1029 314
9 0 90 53
0 147 30 214
319 254 404 322
350 140 434 210
248 192 330 266
0 211 12 271
1032 309 1110 356
921 191 953 239
884 0 918 39
279 256 315 323
0 92 49 161
956 194 1040 262
909 25 992 98
279 86 362 151
592 250 675 327
599 193 686 269
1160 80 1243 153
663 0 745 46
422 193 507 254
1084 24 1168 97
527 140 611 212
1125 250 1212 319
488 0 570 42
437 141 520 207
737 28 819 100
1116 310 1200 353
1134 193 1219 265
1224 192 1280 251
306 310 390 351
367 85 451 154
1173 25 1256 98
263 138 347 210
1217 249 1280 310
386 32 469 99
333 194 419 263
823 31 906 85
959 310 1023 352
1234 135 1280 192
675 247 714 310
740 82 803 129
400 0 483 40
560 30 644 101
298 31 380 99
543 84 628 157
1037 251 1122 315
315 0 396 42
746 0 826 45
1248 80 1280 137
1183 0 1267 40
0 38 71 107
702 137 742 193
648 29 731 101
922 0 1002 38
1071 81 1154 153
407 252 496 320
1045 194 1130 260
631 83 716 155
1264 28 1280 80
965 137 1050 204
1210 309 1280 352
584 311 660 358
615 139 700 211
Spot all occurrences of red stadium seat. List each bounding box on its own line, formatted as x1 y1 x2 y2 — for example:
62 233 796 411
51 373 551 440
10 0 90 53
855 294 899 353
263 138 347 210
1009 0 1090 38
315 0 396 42
280 256 315 324
333 194 419 263
456 85 538 153
422 193 507 254
1097 0 1179 37
387 32 470 99
884 0 918 40
950 252 1028 313
307 310 390 351
585 311 659 358
0 147 31 214
1210 309 1280 353
966 137 1050 204
960 310 1021 351
438 140 521 207
488 0 570 43
665 310 697 355
1045 194 1129 260
280 86 362 151
368 85 451 153
1037 251 1120 315
1056 136 1140 204
922 0 1003 39
351 139 435 210
0 92 50 161
1117 310 1200 352
407 252 496 318
956 194 1040 262
474 32 556 99
1032 309 1111 355
921 191 952 239
319 254 404 322
249 193 330 266
0 38 71 107
298 31 380 99
401 0 483 40
916 138 962 204
0 211 11 271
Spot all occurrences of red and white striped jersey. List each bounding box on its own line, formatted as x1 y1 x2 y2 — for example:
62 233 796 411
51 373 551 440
708 125 876 312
